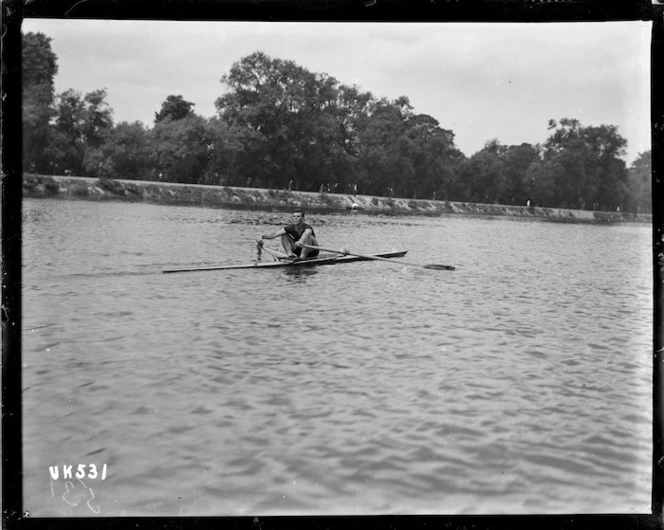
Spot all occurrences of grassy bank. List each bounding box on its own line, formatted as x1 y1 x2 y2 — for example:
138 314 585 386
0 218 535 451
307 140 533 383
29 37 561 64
22 173 651 224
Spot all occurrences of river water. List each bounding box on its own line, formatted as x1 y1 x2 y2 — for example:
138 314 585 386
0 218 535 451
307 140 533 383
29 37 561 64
21 198 652 516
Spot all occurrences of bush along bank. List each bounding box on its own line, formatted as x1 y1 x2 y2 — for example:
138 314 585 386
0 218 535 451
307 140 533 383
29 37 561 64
22 174 651 224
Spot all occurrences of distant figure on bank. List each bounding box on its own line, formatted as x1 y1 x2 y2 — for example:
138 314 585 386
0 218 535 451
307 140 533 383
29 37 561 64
257 209 320 259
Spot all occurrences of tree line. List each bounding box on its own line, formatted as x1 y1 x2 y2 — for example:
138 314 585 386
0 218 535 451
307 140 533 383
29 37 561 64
22 31 652 213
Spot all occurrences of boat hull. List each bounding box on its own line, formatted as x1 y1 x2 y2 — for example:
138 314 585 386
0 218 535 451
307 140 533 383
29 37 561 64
162 250 408 273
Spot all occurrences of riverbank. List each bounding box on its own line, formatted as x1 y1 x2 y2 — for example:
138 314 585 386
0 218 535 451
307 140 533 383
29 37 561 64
22 173 651 224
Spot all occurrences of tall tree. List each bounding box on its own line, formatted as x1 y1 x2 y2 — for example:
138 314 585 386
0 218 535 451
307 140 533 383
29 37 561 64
334 84 373 160
456 148 505 204
524 157 558 207
82 89 114 149
582 124 629 210
150 114 213 185
155 95 196 123
501 143 540 205
47 89 87 174
215 51 467 196
85 121 154 179
22 32 58 173
205 117 269 187
48 88 113 175
398 112 458 199
457 140 539 206
527 118 629 210
216 51 354 190
356 99 409 195
627 150 651 213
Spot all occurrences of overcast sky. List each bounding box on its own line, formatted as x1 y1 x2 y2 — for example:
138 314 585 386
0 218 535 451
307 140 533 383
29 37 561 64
23 19 651 165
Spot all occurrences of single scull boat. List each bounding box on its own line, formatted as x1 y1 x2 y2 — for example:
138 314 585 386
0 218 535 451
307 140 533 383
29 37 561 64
162 250 408 274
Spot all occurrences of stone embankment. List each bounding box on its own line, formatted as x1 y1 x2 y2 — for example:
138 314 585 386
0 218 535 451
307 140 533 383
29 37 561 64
22 173 651 224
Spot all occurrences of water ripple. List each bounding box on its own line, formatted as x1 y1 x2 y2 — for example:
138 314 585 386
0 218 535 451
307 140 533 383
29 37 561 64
21 200 652 516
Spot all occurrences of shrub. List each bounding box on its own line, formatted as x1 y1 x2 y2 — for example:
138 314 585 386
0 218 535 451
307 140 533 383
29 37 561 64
124 182 142 197
96 177 125 195
43 176 59 195
70 182 90 196
23 176 38 192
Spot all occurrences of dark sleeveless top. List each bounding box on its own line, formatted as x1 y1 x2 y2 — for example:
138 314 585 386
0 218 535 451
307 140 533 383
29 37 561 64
284 223 315 241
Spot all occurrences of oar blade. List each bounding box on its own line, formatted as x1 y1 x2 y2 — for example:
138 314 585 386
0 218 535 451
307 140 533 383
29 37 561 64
424 264 456 271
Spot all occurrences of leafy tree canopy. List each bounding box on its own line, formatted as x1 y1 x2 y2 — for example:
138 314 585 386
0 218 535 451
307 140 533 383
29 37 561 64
22 32 59 172
48 88 114 175
22 32 58 95
20 41 649 213
627 150 651 213
151 114 213 184
155 95 196 123
529 118 629 209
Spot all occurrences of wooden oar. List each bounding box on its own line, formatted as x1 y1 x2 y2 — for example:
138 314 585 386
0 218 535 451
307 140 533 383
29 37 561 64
300 244 455 271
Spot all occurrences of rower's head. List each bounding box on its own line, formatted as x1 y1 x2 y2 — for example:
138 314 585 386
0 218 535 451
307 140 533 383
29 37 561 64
293 209 305 222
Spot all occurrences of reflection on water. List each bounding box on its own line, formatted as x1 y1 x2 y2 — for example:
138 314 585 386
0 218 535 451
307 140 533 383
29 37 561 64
21 199 652 516
281 267 320 280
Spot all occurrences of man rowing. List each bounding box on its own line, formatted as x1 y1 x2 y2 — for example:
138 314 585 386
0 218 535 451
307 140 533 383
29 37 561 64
257 209 320 260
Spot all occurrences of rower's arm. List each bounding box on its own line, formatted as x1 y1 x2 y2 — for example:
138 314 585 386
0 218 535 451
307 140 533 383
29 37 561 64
259 228 286 241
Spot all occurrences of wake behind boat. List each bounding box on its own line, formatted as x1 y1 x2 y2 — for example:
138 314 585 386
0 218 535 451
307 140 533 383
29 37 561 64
162 250 409 274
